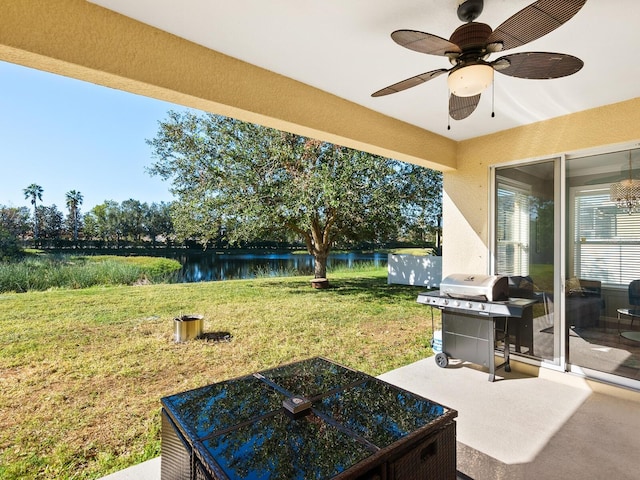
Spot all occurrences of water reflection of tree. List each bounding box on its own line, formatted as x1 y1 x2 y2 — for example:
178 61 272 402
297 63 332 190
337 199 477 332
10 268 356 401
204 412 372 479
260 357 369 400
163 376 284 438
531 197 554 264
317 380 446 447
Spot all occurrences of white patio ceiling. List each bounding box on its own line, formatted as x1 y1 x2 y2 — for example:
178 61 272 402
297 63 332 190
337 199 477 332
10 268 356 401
87 0 640 142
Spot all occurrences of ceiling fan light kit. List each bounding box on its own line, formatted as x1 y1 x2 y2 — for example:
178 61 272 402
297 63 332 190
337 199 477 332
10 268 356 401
372 0 587 122
448 63 494 97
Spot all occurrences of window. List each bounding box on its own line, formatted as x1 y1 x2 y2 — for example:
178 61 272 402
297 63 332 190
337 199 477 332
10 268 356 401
496 177 530 276
571 185 640 286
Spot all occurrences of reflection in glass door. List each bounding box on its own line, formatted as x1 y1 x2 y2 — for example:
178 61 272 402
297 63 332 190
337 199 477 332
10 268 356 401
565 149 640 382
494 160 559 365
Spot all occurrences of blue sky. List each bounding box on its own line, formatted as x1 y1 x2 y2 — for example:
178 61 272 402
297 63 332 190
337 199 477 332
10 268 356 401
0 61 191 213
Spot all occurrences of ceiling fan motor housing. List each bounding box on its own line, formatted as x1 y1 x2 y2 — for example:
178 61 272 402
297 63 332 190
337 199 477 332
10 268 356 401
448 22 493 63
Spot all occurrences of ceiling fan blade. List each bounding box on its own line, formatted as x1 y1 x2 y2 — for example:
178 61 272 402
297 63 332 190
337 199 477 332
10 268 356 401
449 93 481 120
391 30 461 56
493 52 583 79
372 69 448 97
487 0 587 52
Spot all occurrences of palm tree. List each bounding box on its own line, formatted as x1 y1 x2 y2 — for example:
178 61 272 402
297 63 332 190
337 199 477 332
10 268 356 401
23 183 43 240
65 190 84 243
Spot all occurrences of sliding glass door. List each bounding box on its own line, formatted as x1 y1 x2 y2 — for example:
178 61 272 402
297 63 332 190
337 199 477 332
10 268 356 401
565 149 640 381
493 148 640 383
494 159 560 365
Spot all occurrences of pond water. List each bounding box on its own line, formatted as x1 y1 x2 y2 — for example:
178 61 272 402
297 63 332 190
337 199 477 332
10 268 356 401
172 251 387 282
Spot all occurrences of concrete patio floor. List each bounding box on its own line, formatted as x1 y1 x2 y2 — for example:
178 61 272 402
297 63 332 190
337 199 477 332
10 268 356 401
100 356 640 480
380 357 640 479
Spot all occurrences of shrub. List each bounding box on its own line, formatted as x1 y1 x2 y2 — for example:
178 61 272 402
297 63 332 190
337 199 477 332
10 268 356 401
0 227 22 261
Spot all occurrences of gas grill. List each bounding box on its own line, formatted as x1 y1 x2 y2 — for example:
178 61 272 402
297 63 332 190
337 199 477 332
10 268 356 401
417 274 537 381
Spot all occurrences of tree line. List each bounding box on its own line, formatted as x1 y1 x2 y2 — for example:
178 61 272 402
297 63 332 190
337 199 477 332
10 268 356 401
1 185 175 254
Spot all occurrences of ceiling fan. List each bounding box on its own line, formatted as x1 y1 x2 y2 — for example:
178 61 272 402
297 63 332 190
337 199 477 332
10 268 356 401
372 0 587 121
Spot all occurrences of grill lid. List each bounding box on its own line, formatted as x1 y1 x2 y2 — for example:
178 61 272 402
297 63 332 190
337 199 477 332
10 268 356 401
439 273 509 302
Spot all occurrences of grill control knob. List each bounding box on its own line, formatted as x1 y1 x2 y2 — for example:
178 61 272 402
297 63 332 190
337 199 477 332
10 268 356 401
480 304 486 310
467 302 472 309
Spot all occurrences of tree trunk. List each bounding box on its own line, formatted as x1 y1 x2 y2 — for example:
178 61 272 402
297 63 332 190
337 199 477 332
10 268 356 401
73 212 78 243
296 216 333 282
313 252 328 278
33 204 38 241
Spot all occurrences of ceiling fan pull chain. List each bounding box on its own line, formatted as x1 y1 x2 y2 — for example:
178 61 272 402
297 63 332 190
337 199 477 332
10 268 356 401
447 90 451 130
491 77 495 118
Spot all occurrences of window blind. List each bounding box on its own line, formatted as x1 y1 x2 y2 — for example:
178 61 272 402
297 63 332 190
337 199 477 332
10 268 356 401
573 186 640 286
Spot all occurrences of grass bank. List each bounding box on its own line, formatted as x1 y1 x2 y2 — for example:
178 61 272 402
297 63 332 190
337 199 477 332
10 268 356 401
0 255 182 293
0 266 439 479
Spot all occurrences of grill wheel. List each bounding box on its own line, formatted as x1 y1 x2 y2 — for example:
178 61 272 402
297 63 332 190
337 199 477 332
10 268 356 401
435 352 449 368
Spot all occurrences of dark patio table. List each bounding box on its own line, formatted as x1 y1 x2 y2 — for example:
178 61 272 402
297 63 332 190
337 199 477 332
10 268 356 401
160 357 457 480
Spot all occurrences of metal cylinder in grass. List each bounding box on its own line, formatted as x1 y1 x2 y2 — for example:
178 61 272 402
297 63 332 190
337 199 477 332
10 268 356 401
174 314 204 342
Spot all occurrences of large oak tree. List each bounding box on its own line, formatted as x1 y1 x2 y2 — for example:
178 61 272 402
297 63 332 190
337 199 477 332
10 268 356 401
147 111 441 279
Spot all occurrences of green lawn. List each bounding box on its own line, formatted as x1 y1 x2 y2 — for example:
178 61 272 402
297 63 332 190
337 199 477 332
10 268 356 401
0 266 439 479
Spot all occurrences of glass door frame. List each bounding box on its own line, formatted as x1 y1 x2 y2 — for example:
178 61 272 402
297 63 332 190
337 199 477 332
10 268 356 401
489 155 567 371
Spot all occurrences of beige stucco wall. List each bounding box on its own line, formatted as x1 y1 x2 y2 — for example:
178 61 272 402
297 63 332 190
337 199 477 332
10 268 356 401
444 98 640 275
2 0 640 280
